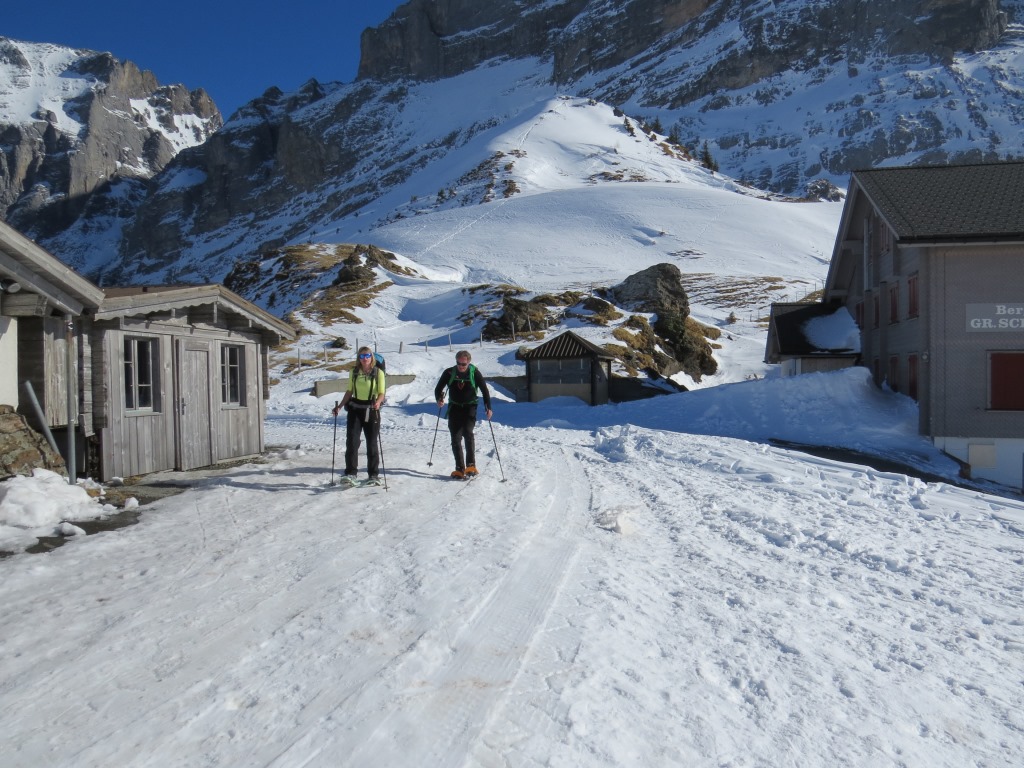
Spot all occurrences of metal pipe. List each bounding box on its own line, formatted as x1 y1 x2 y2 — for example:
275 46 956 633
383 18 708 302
65 314 76 484
21 380 60 454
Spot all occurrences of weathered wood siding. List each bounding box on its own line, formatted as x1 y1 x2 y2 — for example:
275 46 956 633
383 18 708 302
99 327 176 479
213 340 264 460
0 316 18 406
92 318 269 480
16 316 76 428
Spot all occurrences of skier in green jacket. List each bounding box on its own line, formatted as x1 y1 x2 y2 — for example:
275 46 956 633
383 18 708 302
333 346 386 486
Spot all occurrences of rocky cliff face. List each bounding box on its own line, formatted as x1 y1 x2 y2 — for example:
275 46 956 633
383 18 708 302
358 0 1007 88
0 38 221 242
117 79 398 281
358 0 589 81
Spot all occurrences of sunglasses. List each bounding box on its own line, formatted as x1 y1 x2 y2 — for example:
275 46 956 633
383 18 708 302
359 353 373 359
456 361 469 367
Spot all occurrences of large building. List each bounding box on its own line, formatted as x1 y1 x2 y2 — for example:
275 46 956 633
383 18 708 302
821 161 1024 490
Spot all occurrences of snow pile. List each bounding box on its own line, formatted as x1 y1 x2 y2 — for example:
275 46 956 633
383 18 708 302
803 306 861 352
0 469 113 552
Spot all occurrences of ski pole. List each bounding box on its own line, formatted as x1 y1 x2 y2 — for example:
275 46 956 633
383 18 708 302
488 418 506 482
376 408 388 492
427 405 442 466
330 403 339 486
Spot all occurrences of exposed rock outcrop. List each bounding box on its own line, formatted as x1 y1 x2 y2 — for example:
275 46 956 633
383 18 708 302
0 405 65 479
553 0 1006 89
358 0 588 82
609 263 717 380
609 263 691 317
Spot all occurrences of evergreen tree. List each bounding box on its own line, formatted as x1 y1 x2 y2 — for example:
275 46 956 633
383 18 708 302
700 141 719 172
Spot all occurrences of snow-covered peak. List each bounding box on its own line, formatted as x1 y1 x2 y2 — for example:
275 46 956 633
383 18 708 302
0 38 93 135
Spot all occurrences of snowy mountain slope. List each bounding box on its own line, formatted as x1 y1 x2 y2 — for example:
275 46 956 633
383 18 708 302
111 75 842 306
0 40 93 134
0 37 220 252
218 91 843 389
578 3 1024 191
353 97 839 288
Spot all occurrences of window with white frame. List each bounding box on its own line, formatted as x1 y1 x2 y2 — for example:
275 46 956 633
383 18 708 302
124 337 158 411
221 345 246 406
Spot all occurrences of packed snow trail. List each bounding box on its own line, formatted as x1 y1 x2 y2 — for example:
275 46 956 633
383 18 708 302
1 410 1023 767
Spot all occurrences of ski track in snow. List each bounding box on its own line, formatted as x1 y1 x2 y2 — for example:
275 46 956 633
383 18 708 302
527 426 1024 766
2 412 1024 767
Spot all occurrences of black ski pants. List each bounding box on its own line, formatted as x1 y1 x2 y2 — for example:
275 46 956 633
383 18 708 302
447 403 478 471
345 404 380 477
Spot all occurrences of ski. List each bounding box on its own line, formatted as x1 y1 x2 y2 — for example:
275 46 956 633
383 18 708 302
325 477 383 489
323 479 372 489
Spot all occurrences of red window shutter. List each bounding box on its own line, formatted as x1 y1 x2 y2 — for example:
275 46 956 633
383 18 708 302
991 353 1024 410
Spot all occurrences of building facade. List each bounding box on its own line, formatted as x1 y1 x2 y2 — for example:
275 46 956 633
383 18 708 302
823 161 1024 490
520 330 614 405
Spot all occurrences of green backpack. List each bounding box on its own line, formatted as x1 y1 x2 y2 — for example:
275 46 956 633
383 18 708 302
449 363 477 390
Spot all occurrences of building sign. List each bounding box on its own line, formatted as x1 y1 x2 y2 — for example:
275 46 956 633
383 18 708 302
966 303 1024 331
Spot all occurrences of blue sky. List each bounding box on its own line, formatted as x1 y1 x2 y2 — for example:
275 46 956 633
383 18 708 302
4 0 406 118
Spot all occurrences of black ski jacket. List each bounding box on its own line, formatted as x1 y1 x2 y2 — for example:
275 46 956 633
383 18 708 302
435 365 492 409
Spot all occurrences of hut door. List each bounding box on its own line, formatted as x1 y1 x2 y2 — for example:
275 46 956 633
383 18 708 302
178 339 213 470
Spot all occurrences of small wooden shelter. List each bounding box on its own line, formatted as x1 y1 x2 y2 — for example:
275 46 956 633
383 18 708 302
86 285 295 479
520 330 614 405
0 220 296 481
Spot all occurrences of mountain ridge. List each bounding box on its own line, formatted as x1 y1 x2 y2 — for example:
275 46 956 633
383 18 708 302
0 1 1022 310
0 37 221 246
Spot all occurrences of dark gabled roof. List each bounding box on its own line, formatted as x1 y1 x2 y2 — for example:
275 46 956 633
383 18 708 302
520 330 614 360
768 302 860 358
853 161 1024 243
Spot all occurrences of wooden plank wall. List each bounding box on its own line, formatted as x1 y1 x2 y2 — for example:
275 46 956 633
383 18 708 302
214 341 262 460
100 328 176 480
93 319 269 479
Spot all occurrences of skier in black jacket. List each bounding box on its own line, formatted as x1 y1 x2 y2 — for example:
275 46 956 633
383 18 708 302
434 350 492 478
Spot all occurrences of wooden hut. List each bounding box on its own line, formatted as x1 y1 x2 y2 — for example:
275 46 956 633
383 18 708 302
520 330 614 405
1 222 297 480
84 285 295 479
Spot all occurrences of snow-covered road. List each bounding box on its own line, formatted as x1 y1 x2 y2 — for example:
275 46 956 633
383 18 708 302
2 398 1023 767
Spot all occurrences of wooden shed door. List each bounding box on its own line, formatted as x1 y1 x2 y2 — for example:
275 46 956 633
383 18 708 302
178 340 213 470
